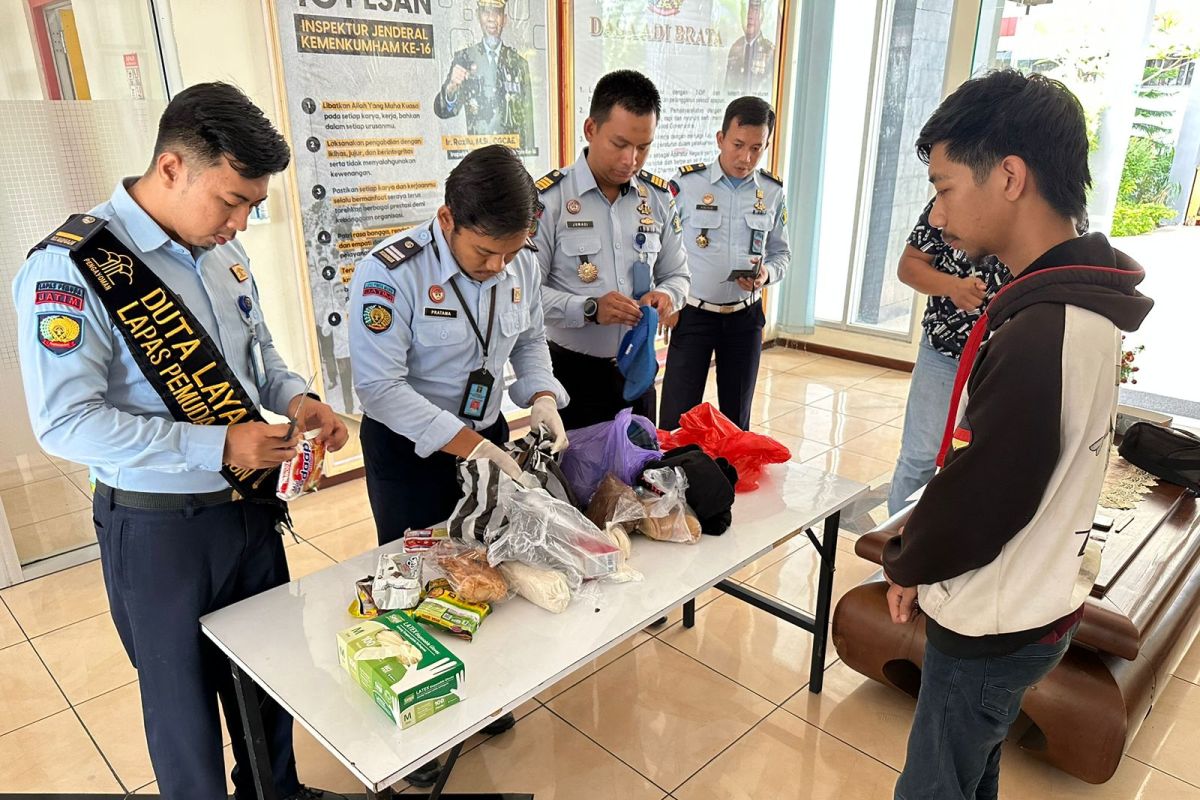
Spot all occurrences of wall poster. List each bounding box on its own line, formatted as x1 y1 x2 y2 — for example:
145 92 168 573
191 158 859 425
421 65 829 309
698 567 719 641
567 0 785 177
269 0 557 415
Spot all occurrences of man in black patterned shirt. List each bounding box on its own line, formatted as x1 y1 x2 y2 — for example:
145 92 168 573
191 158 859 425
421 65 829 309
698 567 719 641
885 199 1008 515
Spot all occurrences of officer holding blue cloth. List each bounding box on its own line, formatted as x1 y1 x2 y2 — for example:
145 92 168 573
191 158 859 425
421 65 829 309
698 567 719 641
660 96 790 431
12 83 346 800
532 70 690 429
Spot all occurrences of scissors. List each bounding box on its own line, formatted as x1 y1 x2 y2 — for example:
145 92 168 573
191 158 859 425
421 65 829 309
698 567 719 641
284 372 319 440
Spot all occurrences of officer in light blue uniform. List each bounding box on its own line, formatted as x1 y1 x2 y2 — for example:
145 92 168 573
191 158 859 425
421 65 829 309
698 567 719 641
533 70 689 429
660 96 790 431
12 84 345 800
349 144 567 789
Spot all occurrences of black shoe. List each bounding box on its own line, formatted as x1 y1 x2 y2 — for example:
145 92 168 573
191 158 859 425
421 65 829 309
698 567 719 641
648 616 669 627
405 759 442 788
480 711 517 736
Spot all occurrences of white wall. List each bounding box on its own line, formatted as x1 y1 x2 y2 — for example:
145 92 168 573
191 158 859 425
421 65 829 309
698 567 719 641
0 0 43 101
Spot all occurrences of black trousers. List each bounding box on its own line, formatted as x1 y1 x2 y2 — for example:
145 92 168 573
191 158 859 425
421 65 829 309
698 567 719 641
659 300 766 430
93 493 299 800
549 341 657 430
361 414 509 545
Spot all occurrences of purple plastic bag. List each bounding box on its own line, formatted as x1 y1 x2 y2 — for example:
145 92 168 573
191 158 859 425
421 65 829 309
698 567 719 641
560 408 661 506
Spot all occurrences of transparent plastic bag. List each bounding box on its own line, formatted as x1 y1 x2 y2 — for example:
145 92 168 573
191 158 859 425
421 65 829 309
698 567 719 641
635 467 701 544
585 473 646 534
486 485 621 592
498 561 572 613
431 538 511 604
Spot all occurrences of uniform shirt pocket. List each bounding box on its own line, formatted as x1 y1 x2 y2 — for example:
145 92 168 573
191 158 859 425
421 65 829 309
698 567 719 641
636 233 662 254
499 308 530 337
413 317 467 347
560 234 602 258
744 212 774 231
691 209 723 230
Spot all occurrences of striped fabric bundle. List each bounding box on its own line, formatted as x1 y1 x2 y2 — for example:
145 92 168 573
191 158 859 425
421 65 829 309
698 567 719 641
448 424 579 543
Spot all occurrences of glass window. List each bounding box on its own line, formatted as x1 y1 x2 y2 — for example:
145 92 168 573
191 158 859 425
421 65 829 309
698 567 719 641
973 0 1200 413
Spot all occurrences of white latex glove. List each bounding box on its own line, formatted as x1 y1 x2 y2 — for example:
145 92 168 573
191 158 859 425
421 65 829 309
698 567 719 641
390 656 459 693
468 438 524 480
530 395 569 454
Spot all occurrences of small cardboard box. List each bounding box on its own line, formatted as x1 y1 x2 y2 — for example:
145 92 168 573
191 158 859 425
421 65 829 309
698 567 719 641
336 610 466 729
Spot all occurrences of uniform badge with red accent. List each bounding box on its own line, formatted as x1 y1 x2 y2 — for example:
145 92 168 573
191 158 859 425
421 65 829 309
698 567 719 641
37 312 84 356
566 198 582 215
950 426 973 451
34 281 85 311
429 284 445 304
230 263 249 282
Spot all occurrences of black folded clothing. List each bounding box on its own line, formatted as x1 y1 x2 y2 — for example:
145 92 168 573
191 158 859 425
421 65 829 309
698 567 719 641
644 444 738 535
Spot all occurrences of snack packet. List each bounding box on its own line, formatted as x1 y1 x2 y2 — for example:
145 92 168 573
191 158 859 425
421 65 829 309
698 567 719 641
412 578 492 641
277 431 326 501
348 576 380 619
433 539 509 604
403 528 451 553
371 553 423 610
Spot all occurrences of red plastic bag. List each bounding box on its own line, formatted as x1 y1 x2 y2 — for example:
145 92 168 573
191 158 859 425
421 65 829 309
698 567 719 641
657 403 791 492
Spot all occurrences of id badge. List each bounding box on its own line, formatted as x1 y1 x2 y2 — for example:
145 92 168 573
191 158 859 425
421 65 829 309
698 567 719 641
459 367 495 421
248 336 266 386
749 229 766 257
631 260 651 300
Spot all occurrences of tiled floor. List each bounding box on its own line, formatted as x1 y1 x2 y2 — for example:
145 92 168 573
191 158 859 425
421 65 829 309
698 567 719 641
0 350 1196 798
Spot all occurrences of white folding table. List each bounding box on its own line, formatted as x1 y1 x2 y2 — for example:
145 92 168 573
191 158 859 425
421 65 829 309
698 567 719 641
200 461 868 799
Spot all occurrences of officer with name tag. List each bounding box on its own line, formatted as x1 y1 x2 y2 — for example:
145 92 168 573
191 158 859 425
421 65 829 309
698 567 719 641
660 96 790 431
349 144 568 788
12 83 347 800
532 69 690 429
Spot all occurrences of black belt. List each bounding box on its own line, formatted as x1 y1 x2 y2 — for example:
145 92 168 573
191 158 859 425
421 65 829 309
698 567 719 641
95 480 240 510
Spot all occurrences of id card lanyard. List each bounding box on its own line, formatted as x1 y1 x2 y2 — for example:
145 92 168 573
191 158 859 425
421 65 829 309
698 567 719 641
448 277 498 422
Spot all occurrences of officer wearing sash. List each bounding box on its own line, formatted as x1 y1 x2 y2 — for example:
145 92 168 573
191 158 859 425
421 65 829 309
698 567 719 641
350 144 566 788
532 70 689 429
660 97 790 431
13 83 346 800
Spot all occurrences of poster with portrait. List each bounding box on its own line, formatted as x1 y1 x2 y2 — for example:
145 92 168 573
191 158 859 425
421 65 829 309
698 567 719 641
269 0 555 414
569 0 783 177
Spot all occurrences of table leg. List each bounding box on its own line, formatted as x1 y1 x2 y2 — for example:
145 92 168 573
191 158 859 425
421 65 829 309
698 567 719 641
807 510 840 694
682 598 696 628
231 659 279 800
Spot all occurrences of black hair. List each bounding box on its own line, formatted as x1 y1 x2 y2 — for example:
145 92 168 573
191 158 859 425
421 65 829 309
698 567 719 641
152 82 290 179
445 145 537 238
722 96 775 136
916 70 1090 223
588 70 661 126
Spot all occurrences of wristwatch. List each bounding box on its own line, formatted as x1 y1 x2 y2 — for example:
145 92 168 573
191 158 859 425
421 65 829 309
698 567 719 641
583 296 600 324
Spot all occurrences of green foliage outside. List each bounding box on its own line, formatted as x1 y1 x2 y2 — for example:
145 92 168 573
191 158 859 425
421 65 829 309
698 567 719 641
1113 14 1197 236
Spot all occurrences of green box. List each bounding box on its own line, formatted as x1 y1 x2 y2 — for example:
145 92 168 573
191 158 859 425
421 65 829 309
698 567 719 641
336 610 466 729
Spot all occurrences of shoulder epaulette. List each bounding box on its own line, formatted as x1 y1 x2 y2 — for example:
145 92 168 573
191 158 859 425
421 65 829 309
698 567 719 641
535 169 566 193
31 213 107 257
638 169 670 192
758 168 783 185
374 235 425 270
678 163 707 175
